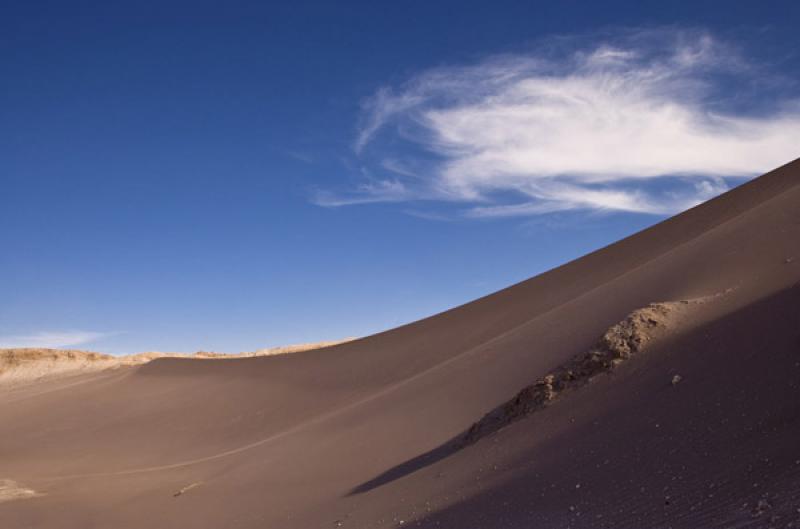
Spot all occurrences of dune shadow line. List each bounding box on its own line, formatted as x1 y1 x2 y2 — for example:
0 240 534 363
348 440 460 495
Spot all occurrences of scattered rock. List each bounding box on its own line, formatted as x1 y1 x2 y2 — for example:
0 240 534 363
173 482 202 497
0 479 42 503
752 497 772 517
671 374 683 386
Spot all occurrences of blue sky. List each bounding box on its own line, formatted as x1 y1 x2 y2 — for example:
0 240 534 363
2 1 799 354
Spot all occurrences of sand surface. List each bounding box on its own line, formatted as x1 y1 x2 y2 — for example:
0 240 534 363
0 159 798 528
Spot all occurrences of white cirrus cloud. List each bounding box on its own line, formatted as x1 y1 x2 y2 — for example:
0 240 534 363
0 331 108 349
311 178 412 206
321 28 800 217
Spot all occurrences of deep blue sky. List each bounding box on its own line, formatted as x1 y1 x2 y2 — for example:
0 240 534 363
2 1 799 354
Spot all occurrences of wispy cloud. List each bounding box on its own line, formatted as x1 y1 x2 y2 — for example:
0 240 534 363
323 28 800 217
311 178 413 206
0 330 108 349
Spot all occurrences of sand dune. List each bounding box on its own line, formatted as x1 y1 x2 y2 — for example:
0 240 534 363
0 158 798 528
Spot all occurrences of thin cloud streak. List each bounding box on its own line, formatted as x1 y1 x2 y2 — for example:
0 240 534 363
0 331 108 349
325 28 800 217
311 178 412 207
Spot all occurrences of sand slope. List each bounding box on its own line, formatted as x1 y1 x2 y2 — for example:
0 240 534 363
0 158 798 528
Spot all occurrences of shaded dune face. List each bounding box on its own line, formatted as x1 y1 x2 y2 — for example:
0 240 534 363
412 285 800 529
0 158 798 529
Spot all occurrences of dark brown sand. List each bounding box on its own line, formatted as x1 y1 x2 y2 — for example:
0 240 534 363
1 158 798 528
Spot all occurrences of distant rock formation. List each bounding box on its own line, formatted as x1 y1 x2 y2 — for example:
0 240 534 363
0 338 356 388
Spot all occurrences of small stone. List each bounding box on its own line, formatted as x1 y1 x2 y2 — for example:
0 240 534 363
671 375 682 386
752 498 771 516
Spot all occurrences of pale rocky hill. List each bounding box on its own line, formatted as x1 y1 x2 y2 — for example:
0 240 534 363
0 339 355 388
